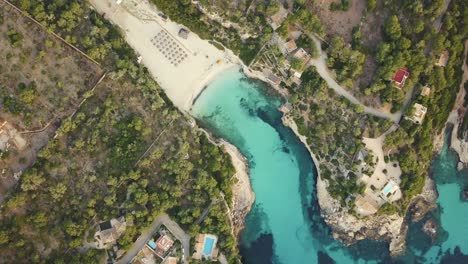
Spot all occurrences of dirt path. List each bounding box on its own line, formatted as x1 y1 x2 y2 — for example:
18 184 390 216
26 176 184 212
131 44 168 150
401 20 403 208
309 35 403 123
433 0 453 32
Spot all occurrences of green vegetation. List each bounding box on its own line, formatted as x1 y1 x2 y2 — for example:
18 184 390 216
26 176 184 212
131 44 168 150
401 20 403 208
153 0 274 64
290 67 391 205
0 3 103 130
6 29 22 47
302 0 466 208
296 34 318 58
330 0 351 12
358 0 458 109
1 0 241 262
17 82 38 105
290 57 305 71
381 0 467 203
279 3 325 38
325 35 366 88
367 0 377 12
378 203 398 215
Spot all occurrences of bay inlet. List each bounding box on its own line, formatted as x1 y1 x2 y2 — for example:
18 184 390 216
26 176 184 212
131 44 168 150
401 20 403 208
191 66 468 263
191 67 390 263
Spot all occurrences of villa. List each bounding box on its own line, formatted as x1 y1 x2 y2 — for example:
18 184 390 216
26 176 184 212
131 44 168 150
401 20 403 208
0 120 10 151
435 50 449 67
146 234 174 258
421 85 431 97
290 68 303 85
163 257 178 264
268 8 288 30
392 67 410 89
266 70 282 86
132 247 156 264
284 39 297 54
193 234 219 260
406 103 427 124
94 216 127 249
292 48 311 65
355 195 380 215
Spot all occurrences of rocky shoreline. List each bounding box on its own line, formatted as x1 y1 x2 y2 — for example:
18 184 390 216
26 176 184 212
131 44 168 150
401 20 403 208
447 112 468 169
194 122 255 237
280 107 440 256
221 140 255 236
448 39 468 170
280 108 405 254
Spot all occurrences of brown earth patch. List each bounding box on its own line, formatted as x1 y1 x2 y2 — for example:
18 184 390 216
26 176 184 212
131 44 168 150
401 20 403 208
0 1 103 201
310 0 367 42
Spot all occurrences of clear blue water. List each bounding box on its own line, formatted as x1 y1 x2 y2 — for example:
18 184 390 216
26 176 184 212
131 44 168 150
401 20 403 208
191 66 468 263
148 240 157 250
203 237 215 255
382 183 393 196
400 129 468 263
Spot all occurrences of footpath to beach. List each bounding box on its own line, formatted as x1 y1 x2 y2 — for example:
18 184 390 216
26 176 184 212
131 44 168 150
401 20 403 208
89 0 237 111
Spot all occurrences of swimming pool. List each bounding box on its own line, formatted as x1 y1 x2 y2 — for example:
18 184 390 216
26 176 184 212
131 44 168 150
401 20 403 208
382 182 394 196
203 237 215 256
148 240 157 250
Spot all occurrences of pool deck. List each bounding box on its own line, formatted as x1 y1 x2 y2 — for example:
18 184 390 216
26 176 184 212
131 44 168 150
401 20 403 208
193 234 219 260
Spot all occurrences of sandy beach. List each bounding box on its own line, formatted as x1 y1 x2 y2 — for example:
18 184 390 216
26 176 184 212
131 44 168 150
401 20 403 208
88 0 237 111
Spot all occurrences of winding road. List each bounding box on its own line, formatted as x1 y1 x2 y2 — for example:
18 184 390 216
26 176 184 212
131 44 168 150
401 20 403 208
308 36 404 123
306 0 453 124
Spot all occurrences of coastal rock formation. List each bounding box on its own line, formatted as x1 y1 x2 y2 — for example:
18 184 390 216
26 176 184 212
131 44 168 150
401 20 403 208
422 218 437 240
281 112 408 253
447 39 468 168
462 189 468 202
409 177 438 222
196 125 255 236
282 110 439 256
281 111 408 254
448 111 468 169
316 175 407 256
222 140 255 236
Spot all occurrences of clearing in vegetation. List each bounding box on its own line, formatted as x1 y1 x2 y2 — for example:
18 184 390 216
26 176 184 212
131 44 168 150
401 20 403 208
0 0 103 201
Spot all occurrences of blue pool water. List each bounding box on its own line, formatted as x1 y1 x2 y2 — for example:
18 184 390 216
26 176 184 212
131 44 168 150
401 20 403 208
203 237 215 256
148 240 157 250
191 66 468 263
382 183 393 196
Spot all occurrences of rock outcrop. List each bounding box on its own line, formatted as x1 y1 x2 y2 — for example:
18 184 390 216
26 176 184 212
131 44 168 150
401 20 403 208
222 140 255 236
282 108 438 256
316 175 407 256
422 218 437 240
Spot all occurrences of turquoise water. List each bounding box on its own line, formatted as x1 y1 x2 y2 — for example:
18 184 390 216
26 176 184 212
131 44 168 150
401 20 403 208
203 237 215 255
382 183 393 196
402 129 468 263
191 67 468 263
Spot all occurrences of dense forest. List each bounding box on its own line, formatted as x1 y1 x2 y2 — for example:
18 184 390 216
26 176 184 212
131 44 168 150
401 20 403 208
0 0 240 262
290 0 467 212
381 0 466 205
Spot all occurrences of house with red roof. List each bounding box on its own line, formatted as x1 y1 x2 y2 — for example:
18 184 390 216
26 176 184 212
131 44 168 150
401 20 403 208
392 67 409 89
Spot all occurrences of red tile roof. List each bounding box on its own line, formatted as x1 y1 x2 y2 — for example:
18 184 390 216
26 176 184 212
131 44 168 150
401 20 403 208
392 67 409 88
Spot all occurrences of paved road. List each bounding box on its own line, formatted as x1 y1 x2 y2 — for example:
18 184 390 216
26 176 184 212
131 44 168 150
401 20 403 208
117 214 190 264
308 36 403 123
